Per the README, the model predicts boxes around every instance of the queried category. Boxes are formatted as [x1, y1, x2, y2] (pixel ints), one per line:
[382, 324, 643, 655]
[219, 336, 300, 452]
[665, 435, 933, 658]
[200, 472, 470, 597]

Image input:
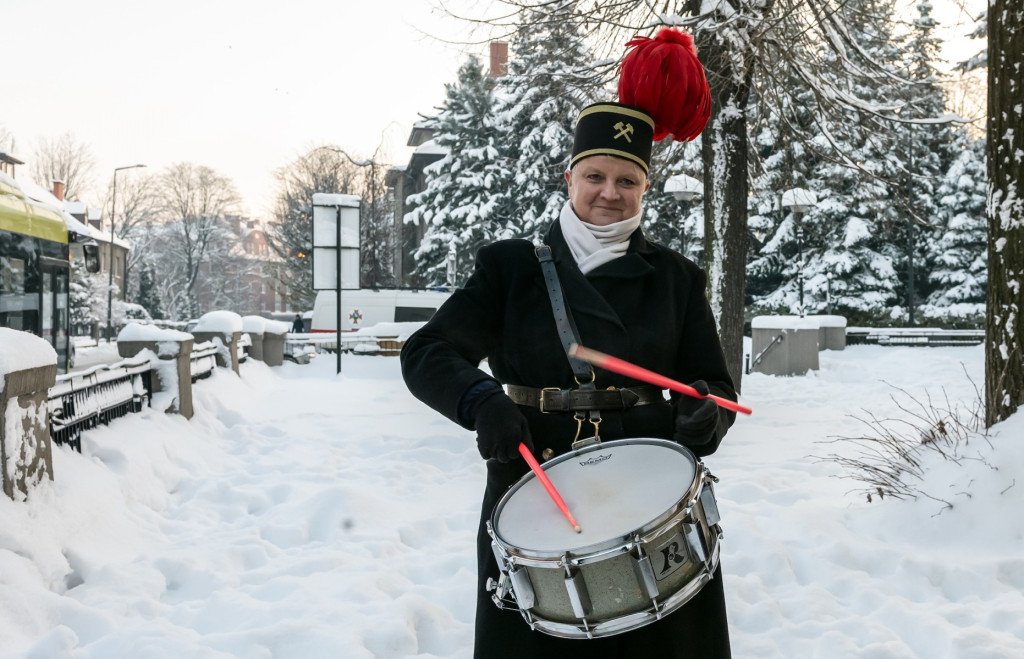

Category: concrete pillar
[118, 337, 195, 419]
[0, 329, 58, 500]
[190, 311, 244, 375]
[0, 365, 57, 500]
[750, 316, 820, 376]
[242, 316, 267, 362]
[811, 315, 848, 351]
[263, 329, 287, 367]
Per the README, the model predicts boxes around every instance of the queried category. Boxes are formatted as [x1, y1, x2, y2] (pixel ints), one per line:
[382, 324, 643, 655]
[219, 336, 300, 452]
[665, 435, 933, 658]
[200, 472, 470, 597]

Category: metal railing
[845, 328, 984, 347]
[191, 342, 218, 381]
[747, 333, 785, 374]
[48, 357, 152, 451]
[285, 333, 404, 357]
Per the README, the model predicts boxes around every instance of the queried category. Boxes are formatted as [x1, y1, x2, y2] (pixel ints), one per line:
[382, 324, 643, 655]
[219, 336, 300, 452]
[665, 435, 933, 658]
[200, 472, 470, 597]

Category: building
[193, 215, 284, 317]
[384, 42, 508, 287]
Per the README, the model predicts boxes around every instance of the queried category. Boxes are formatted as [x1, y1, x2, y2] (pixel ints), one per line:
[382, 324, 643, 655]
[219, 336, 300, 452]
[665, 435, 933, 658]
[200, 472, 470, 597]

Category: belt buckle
[539, 387, 562, 414]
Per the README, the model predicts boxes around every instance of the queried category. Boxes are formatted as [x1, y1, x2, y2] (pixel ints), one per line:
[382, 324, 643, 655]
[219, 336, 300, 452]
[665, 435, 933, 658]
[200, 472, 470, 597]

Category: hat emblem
[613, 121, 634, 143]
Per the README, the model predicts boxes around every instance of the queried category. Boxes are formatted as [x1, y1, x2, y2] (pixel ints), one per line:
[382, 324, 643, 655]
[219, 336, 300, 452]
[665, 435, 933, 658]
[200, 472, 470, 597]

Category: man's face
[565, 155, 650, 226]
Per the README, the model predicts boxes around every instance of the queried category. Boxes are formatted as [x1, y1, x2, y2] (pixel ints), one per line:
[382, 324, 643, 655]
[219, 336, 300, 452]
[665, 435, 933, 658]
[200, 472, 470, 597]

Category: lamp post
[446, 241, 457, 288]
[663, 173, 702, 263]
[105, 163, 146, 342]
[781, 187, 818, 317]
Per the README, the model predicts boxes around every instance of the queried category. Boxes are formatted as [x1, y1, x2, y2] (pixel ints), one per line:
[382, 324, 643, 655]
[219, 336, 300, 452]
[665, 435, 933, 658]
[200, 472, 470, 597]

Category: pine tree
[643, 139, 705, 264]
[494, 0, 600, 241]
[406, 56, 508, 286]
[69, 260, 101, 334]
[136, 261, 166, 320]
[890, 0, 955, 324]
[746, 0, 925, 320]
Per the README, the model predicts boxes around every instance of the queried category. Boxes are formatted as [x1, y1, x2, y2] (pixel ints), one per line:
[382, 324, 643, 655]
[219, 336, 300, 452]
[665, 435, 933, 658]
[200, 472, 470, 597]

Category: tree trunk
[985, 0, 1024, 427]
[694, 31, 755, 393]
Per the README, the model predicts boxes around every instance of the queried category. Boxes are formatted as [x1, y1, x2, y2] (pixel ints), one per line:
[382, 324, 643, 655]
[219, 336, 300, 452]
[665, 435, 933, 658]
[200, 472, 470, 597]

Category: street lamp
[105, 163, 146, 342]
[781, 187, 818, 317]
[446, 241, 457, 288]
[663, 173, 702, 262]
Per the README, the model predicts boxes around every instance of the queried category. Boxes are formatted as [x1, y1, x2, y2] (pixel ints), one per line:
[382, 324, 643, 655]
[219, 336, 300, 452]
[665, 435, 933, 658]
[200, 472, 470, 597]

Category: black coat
[401, 222, 735, 658]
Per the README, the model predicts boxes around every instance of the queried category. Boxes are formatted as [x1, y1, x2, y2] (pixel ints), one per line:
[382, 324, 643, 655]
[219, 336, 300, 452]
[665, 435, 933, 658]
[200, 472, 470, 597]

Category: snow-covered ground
[1, 343, 1022, 658]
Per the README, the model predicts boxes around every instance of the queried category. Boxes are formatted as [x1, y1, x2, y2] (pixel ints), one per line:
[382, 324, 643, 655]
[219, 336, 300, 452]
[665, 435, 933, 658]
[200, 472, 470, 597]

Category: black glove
[472, 392, 534, 463]
[673, 380, 719, 447]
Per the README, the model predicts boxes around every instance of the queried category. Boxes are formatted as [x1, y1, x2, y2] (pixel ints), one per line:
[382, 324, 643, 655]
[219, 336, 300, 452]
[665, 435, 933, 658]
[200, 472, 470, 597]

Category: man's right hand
[473, 393, 534, 463]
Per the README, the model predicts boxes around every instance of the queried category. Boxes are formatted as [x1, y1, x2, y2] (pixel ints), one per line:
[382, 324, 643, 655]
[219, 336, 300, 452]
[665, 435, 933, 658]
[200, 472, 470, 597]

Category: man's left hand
[673, 380, 719, 447]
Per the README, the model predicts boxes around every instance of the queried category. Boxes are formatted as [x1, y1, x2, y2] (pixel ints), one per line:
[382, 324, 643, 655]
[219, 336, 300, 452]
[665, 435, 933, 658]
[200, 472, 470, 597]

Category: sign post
[312, 193, 361, 374]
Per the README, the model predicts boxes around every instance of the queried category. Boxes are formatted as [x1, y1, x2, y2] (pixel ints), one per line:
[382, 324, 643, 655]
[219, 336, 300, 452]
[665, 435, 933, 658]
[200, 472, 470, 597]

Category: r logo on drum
[654, 532, 689, 580]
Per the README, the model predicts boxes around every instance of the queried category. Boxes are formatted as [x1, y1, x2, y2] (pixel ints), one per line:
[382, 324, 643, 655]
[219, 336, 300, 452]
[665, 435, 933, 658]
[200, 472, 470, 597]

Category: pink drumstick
[518, 443, 582, 534]
[568, 343, 753, 416]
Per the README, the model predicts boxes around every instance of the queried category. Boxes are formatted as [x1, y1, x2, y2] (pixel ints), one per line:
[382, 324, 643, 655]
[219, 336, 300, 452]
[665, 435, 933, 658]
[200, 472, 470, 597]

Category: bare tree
[30, 131, 96, 201]
[0, 124, 15, 153]
[267, 145, 365, 310]
[985, 0, 1024, 426]
[103, 172, 161, 299]
[152, 162, 241, 318]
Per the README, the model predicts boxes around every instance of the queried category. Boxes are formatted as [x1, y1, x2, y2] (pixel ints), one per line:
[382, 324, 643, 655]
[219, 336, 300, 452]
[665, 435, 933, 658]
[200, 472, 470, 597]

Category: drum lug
[700, 482, 722, 527]
[563, 567, 593, 620]
[509, 567, 536, 611]
[632, 550, 662, 600]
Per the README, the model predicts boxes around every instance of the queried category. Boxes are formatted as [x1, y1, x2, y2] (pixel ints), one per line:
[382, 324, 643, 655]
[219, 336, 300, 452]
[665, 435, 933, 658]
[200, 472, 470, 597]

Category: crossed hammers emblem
[613, 121, 634, 142]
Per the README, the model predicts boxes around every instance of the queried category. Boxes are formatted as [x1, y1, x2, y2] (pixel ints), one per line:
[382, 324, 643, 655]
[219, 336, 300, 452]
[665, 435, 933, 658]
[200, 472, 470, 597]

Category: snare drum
[486, 438, 722, 639]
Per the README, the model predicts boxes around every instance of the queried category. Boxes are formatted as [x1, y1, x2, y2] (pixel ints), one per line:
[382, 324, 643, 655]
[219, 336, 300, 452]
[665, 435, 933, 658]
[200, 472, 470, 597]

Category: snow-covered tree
[69, 260, 105, 335]
[407, 56, 509, 286]
[135, 261, 165, 321]
[494, 0, 601, 241]
[643, 138, 705, 264]
[150, 162, 240, 319]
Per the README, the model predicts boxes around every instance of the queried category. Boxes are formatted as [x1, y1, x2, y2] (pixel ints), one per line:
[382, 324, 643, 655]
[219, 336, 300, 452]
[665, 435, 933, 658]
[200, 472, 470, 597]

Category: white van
[310, 288, 453, 333]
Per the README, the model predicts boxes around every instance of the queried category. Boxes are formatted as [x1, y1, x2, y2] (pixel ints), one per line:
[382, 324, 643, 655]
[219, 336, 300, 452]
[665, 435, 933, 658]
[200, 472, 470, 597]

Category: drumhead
[494, 439, 697, 554]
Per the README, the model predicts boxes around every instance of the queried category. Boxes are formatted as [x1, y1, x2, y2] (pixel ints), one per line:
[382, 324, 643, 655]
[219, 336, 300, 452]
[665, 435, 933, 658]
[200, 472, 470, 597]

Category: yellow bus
[1, 173, 81, 372]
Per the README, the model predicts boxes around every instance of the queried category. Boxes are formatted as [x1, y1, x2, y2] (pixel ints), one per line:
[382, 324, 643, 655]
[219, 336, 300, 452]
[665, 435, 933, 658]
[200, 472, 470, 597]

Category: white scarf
[559, 201, 642, 275]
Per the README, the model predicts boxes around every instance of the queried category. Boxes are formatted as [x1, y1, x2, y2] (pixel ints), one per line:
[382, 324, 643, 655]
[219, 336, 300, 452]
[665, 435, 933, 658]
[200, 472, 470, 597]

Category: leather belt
[506, 384, 665, 413]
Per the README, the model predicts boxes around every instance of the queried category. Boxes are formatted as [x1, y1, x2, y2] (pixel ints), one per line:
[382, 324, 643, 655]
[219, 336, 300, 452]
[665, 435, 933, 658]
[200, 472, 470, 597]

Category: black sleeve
[400, 244, 508, 429]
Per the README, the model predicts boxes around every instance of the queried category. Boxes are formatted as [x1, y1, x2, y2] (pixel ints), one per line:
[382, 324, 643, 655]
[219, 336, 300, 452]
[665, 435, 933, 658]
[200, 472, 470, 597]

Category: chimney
[489, 41, 508, 78]
[52, 179, 65, 201]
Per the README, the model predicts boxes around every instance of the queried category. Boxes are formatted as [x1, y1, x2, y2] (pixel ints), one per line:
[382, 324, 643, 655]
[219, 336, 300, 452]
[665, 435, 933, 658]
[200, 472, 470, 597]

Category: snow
[781, 187, 818, 211]
[751, 315, 820, 329]
[117, 323, 192, 343]
[1, 344, 1022, 657]
[0, 328, 57, 383]
[311, 193, 360, 208]
[239, 316, 288, 336]
[191, 311, 244, 336]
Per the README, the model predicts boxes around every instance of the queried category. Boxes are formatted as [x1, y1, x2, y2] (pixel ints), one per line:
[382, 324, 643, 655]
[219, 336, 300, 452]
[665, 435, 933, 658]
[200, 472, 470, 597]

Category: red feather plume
[617, 27, 711, 142]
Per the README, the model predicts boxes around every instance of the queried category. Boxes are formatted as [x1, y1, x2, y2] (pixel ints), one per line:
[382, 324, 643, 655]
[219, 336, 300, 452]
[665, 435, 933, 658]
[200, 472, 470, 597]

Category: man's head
[565, 154, 649, 226]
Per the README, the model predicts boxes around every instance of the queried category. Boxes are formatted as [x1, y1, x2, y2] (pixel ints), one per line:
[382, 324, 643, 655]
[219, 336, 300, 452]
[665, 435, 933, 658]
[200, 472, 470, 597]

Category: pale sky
[2, 0, 985, 219]
[1, 0, 486, 216]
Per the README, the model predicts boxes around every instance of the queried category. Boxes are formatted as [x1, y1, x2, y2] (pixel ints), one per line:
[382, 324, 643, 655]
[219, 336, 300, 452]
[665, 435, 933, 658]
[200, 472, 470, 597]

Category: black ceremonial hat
[570, 102, 655, 174]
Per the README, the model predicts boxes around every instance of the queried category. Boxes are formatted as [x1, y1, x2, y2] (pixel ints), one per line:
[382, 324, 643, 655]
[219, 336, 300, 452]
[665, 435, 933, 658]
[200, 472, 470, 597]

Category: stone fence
[1, 311, 291, 501]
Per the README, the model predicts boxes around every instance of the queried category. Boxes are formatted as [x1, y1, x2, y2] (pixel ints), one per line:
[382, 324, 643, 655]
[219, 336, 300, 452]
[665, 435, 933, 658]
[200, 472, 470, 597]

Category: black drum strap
[536, 245, 594, 384]
[536, 245, 601, 443]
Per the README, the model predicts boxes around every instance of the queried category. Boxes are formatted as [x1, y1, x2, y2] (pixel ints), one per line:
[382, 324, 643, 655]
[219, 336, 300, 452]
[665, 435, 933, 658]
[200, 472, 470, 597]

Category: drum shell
[488, 438, 722, 638]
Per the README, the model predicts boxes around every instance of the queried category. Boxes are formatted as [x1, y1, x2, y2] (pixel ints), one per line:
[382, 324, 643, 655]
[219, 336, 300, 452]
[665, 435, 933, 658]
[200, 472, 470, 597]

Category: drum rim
[491, 437, 702, 560]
